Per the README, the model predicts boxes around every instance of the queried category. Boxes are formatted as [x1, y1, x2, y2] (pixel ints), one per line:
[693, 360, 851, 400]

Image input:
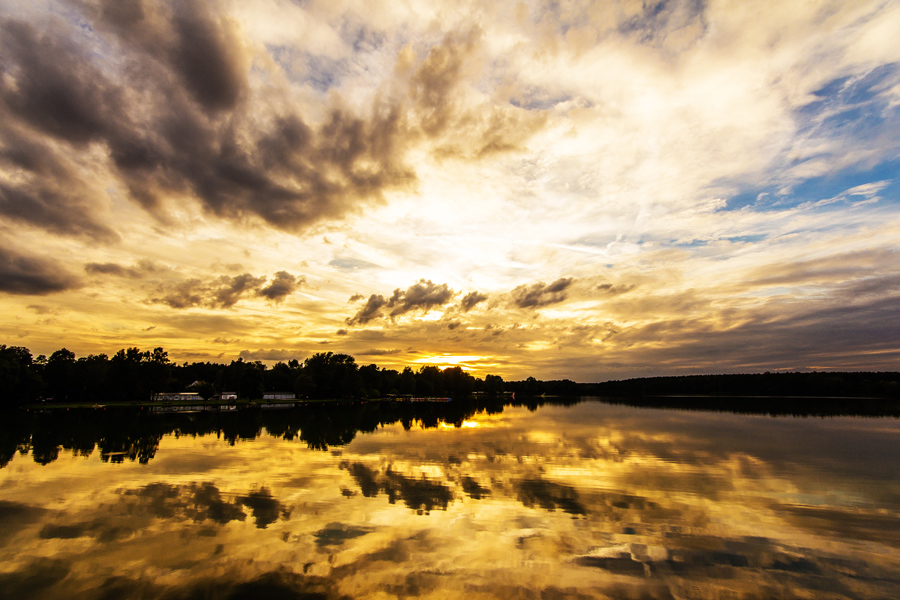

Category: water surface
[2, 400, 899, 599]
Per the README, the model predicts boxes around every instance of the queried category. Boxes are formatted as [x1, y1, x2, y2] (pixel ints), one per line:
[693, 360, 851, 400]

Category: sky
[1, 0, 899, 381]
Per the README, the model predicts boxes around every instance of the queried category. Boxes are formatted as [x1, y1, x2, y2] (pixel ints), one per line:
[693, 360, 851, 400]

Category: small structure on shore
[151, 392, 202, 403]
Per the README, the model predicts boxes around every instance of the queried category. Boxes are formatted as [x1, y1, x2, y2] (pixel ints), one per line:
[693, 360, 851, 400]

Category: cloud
[0, 20, 122, 241]
[214, 273, 267, 308]
[401, 28, 548, 157]
[122, 481, 287, 529]
[151, 278, 206, 309]
[85, 262, 140, 278]
[0, 557, 70, 599]
[597, 283, 635, 296]
[459, 291, 488, 312]
[0, 1, 417, 238]
[346, 280, 455, 325]
[340, 462, 454, 513]
[238, 349, 305, 361]
[238, 487, 288, 529]
[387, 279, 454, 317]
[357, 348, 402, 356]
[84, 260, 163, 279]
[257, 271, 301, 302]
[329, 258, 381, 271]
[149, 271, 300, 309]
[510, 278, 574, 309]
[346, 294, 388, 326]
[0, 245, 80, 295]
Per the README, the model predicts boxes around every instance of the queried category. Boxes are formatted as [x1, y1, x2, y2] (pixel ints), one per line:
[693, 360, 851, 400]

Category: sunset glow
[1, 0, 898, 380]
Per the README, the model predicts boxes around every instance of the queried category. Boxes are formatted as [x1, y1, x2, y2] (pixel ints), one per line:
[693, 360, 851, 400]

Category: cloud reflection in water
[1, 401, 899, 599]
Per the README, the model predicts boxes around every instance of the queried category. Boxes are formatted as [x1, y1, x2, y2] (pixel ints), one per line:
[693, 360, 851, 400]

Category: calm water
[2, 399, 900, 599]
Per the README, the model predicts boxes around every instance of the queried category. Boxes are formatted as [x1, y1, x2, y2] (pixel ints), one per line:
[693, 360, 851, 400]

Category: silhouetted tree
[108, 347, 151, 402]
[416, 366, 443, 396]
[442, 366, 475, 396]
[484, 374, 504, 394]
[45, 348, 77, 402]
[303, 352, 360, 398]
[265, 361, 296, 393]
[0, 345, 40, 408]
[72, 354, 110, 403]
[224, 359, 265, 400]
[399, 367, 416, 395]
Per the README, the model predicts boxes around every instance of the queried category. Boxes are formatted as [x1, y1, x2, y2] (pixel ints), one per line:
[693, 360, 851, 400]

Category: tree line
[0, 344, 507, 407]
[1, 393, 582, 469]
[590, 372, 900, 400]
[4, 342, 899, 409]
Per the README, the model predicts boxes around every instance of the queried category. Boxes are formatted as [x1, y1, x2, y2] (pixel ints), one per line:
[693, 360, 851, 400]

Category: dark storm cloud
[346, 280, 454, 325]
[511, 277, 574, 308]
[150, 271, 300, 309]
[0, 19, 124, 241]
[168, 1, 248, 112]
[0, 1, 415, 238]
[460, 290, 488, 311]
[0, 3, 551, 241]
[0, 19, 124, 146]
[0, 245, 80, 295]
[0, 126, 120, 241]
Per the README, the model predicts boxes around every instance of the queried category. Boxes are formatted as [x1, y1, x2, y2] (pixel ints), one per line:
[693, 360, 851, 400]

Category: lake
[2, 398, 899, 599]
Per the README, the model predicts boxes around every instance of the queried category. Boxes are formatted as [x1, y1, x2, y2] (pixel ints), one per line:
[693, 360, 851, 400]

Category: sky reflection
[2, 401, 900, 599]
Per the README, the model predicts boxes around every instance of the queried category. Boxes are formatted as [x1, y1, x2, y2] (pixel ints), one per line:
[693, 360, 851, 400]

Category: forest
[0, 344, 505, 407]
[2, 343, 899, 409]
